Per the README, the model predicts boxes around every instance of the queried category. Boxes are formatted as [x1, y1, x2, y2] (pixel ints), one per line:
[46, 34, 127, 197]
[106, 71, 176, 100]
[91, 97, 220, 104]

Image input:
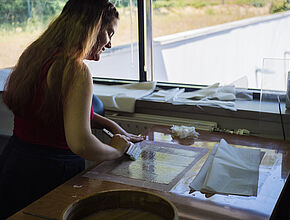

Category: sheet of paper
[189, 144, 219, 191]
[83, 140, 208, 191]
[190, 139, 261, 196]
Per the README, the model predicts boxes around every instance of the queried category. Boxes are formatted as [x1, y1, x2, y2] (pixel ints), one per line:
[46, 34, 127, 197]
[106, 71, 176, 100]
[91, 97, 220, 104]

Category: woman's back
[13, 53, 69, 148]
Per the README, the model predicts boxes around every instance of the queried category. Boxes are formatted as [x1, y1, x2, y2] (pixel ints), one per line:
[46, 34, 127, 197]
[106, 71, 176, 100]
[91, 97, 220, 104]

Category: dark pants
[0, 136, 85, 219]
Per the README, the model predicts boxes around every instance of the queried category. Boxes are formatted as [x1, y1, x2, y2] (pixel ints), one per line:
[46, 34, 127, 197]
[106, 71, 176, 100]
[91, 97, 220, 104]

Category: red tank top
[13, 56, 94, 149]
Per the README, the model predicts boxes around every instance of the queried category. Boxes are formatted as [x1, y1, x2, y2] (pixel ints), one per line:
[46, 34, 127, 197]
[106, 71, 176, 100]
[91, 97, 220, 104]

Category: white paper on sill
[189, 139, 260, 196]
[143, 88, 185, 102]
[177, 83, 236, 101]
[171, 98, 237, 111]
[93, 81, 156, 113]
[142, 83, 237, 111]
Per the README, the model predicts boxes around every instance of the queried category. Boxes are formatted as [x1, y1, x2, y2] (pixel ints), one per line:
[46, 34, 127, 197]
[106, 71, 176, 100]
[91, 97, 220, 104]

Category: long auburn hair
[3, 0, 119, 126]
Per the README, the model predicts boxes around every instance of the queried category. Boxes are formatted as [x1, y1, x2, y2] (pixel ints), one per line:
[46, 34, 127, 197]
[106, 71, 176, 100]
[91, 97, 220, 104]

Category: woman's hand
[122, 132, 145, 143]
[91, 113, 145, 143]
[110, 126, 144, 143]
[109, 134, 130, 156]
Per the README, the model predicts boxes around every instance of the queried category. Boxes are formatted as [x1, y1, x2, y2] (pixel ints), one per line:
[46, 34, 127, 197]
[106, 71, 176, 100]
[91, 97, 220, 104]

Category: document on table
[83, 140, 208, 192]
[189, 139, 261, 196]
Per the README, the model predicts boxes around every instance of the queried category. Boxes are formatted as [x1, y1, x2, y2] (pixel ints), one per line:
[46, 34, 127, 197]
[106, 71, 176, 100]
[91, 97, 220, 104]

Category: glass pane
[258, 58, 290, 91]
[0, 0, 139, 80]
[84, 0, 139, 80]
[152, 0, 290, 91]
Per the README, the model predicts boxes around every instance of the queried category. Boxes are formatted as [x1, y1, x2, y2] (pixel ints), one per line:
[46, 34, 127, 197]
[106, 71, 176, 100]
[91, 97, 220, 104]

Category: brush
[102, 128, 142, 161]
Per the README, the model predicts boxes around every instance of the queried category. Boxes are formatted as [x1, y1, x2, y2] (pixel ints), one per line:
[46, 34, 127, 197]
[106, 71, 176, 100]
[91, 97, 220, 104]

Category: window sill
[89, 79, 289, 140]
[134, 99, 286, 121]
[107, 98, 289, 141]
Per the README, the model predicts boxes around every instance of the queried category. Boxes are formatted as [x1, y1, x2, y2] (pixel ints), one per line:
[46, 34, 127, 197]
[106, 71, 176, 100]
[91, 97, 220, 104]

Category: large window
[151, 0, 290, 91]
[1, 0, 290, 91]
[0, 0, 139, 80]
[0, 0, 66, 69]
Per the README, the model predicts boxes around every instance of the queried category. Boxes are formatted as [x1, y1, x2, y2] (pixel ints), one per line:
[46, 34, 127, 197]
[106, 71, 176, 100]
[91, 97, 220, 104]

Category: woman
[0, 0, 143, 218]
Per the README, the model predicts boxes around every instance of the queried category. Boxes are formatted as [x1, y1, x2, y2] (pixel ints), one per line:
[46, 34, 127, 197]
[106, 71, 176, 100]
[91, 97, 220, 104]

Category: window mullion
[138, 0, 153, 82]
[145, 0, 153, 81]
[137, 0, 146, 81]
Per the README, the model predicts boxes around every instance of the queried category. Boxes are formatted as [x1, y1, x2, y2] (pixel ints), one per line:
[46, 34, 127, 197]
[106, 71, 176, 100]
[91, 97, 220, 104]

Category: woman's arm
[63, 63, 130, 161]
[91, 112, 144, 143]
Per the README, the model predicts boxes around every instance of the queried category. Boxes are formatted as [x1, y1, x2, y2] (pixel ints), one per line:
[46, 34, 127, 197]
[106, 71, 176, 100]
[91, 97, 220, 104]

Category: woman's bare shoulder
[81, 63, 92, 79]
[63, 60, 93, 105]
[65, 59, 92, 85]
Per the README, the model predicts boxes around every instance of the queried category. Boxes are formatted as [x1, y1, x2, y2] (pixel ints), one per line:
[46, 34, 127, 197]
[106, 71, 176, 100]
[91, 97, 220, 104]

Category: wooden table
[8, 126, 290, 220]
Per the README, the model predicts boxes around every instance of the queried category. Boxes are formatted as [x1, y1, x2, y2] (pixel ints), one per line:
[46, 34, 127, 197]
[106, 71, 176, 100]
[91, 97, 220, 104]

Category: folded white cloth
[93, 81, 156, 113]
[143, 83, 237, 111]
[189, 139, 261, 196]
[171, 98, 236, 111]
[178, 83, 236, 101]
[145, 88, 185, 102]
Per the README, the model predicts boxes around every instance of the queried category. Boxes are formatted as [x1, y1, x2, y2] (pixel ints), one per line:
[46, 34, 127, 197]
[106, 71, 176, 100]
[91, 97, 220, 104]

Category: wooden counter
[8, 126, 290, 220]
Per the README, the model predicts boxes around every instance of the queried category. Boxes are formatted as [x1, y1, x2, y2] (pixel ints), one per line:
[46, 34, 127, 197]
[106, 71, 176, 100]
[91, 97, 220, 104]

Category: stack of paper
[189, 139, 261, 196]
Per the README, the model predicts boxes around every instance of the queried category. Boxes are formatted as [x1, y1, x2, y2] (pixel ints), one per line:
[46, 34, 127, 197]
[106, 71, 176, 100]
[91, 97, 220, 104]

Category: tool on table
[102, 128, 142, 160]
[23, 211, 58, 220]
